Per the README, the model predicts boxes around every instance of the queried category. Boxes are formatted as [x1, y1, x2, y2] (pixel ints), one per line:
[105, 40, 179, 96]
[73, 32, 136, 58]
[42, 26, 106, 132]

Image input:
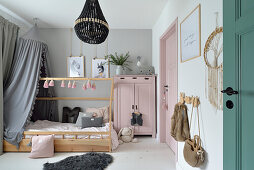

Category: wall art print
[180, 4, 201, 63]
[91, 58, 109, 78]
[67, 56, 85, 77]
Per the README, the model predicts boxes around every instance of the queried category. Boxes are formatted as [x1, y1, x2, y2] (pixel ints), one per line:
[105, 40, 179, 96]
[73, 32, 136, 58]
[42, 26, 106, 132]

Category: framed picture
[67, 56, 85, 77]
[180, 4, 201, 63]
[91, 58, 109, 78]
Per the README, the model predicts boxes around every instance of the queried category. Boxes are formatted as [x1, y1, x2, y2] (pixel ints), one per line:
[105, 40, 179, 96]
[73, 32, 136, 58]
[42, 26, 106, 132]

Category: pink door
[134, 83, 153, 135]
[165, 32, 178, 153]
[160, 19, 178, 155]
[116, 83, 135, 132]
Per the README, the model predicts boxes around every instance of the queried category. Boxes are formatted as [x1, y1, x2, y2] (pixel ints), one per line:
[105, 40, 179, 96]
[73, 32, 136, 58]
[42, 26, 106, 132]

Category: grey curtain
[0, 16, 19, 154]
[0, 51, 3, 154]
[4, 38, 44, 147]
[31, 48, 59, 122]
[0, 16, 19, 85]
[4, 26, 58, 147]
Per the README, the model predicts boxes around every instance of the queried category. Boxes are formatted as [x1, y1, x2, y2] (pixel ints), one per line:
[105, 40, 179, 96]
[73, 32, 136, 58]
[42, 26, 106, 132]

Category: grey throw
[0, 16, 19, 154]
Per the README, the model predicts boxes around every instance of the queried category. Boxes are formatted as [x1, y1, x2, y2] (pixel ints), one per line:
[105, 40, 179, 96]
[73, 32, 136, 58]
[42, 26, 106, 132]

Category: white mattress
[24, 120, 119, 150]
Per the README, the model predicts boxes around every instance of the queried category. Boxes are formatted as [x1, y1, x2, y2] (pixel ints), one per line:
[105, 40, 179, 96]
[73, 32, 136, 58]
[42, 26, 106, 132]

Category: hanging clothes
[131, 112, 143, 126]
[171, 103, 190, 141]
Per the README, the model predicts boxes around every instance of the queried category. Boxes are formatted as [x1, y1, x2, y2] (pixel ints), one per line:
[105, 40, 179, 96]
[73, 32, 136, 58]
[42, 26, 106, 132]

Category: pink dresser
[114, 75, 157, 137]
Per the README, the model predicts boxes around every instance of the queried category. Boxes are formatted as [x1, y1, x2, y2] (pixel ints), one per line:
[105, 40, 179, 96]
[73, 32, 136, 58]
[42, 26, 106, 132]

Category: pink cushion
[29, 135, 54, 158]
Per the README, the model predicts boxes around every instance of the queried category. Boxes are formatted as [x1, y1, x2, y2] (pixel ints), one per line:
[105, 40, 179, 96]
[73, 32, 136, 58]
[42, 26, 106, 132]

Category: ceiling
[0, 0, 168, 29]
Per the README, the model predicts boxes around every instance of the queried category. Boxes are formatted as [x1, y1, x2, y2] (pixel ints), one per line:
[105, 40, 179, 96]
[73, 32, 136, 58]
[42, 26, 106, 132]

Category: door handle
[221, 87, 238, 96]
[132, 105, 134, 110]
[164, 85, 168, 92]
[136, 105, 138, 110]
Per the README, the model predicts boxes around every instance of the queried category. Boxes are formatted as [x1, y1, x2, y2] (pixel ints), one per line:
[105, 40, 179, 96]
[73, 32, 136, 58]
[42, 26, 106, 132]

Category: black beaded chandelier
[74, 0, 109, 44]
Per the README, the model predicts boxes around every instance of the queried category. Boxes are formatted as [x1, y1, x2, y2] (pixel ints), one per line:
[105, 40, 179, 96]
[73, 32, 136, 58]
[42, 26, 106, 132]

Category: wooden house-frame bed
[4, 77, 114, 152]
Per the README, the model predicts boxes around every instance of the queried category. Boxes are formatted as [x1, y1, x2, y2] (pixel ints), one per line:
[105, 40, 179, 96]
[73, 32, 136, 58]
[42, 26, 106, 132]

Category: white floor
[0, 137, 176, 170]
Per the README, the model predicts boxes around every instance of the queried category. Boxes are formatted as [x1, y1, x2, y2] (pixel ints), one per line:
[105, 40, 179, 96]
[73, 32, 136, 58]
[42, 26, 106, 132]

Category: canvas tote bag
[183, 98, 205, 167]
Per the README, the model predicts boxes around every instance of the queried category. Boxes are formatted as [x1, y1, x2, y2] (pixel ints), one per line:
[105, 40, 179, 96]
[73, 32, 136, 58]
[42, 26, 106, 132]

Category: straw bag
[183, 98, 205, 167]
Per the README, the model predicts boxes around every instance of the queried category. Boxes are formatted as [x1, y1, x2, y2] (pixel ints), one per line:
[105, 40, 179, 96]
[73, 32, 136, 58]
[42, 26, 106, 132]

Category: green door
[224, 0, 254, 170]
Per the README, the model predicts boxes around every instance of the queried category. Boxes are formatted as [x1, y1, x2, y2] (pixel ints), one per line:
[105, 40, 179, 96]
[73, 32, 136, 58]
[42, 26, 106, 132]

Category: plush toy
[118, 127, 138, 144]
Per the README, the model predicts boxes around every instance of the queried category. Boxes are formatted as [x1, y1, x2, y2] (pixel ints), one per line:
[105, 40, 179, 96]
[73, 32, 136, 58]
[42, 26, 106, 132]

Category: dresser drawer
[114, 76, 154, 84]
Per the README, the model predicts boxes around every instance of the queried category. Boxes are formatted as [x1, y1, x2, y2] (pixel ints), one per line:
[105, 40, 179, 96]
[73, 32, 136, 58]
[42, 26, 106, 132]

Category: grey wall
[38, 28, 152, 121]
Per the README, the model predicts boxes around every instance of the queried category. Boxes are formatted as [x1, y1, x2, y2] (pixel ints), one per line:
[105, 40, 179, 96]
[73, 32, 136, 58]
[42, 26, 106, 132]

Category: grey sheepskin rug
[43, 152, 113, 170]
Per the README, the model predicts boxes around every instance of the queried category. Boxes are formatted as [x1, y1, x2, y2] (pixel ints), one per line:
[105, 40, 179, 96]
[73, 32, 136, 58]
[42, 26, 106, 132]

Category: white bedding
[25, 120, 119, 150]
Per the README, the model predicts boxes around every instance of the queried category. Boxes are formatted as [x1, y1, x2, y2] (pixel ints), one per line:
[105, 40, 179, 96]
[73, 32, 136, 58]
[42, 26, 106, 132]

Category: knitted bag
[170, 103, 190, 141]
[183, 98, 205, 167]
[184, 136, 205, 167]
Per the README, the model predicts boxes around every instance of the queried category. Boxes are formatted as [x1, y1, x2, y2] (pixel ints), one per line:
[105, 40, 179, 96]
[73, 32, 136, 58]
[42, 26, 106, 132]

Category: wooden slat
[54, 138, 110, 146]
[4, 140, 31, 152]
[40, 77, 113, 81]
[36, 97, 111, 101]
[4, 139, 110, 152]
[23, 131, 109, 135]
[54, 142, 109, 152]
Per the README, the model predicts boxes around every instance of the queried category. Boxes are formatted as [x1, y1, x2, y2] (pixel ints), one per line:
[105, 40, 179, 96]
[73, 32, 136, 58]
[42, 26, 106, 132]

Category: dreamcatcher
[204, 17, 223, 110]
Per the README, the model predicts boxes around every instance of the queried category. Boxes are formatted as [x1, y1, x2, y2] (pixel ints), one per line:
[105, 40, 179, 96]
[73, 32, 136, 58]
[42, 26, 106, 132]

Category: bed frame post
[108, 78, 114, 152]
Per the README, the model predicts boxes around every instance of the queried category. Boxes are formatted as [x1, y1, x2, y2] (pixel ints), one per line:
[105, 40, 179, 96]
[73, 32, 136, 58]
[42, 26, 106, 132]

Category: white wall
[152, 0, 223, 170]
[38, 28, 152, 121]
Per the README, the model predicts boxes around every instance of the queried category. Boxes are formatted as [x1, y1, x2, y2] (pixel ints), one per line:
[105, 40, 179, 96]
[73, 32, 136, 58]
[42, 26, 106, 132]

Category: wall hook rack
[179, 92, 200, 107]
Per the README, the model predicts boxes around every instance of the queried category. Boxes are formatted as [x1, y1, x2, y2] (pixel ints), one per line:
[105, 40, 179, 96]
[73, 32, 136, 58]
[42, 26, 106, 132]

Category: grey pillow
[75, 112, 94, 127]
[81, 117, 103, 128]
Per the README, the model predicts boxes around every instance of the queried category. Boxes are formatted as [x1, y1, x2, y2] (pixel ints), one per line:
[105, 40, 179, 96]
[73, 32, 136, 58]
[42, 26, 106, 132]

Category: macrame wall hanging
[74, 0, 109, 44]
[204, 13, 223, 110]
